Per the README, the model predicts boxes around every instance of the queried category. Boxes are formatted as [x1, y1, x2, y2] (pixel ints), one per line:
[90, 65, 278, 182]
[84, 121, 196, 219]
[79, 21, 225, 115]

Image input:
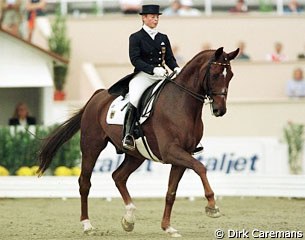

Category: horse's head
[203, 47, 239, 117]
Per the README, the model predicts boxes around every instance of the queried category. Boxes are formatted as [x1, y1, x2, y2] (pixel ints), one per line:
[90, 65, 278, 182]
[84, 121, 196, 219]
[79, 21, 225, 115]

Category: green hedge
[0, 125, 81, 175]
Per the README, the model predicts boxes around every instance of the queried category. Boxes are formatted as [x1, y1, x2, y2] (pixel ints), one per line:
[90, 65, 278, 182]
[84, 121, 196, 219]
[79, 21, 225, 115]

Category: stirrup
[122, 134, 136, 151]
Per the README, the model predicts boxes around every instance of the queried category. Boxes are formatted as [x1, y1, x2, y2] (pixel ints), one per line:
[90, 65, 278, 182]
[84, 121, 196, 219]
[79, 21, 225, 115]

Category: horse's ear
[214, 47, 224, 60]
[228, 48, 240, 60]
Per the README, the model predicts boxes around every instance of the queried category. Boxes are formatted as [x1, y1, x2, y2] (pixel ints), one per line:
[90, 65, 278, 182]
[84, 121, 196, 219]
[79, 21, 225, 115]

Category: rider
[122, 4, 181, 151]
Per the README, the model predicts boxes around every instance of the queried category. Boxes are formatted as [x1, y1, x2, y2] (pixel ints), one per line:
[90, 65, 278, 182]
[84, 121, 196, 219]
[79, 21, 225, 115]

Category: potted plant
[48, 6, 71, 101]
[283, 122, 304, 174]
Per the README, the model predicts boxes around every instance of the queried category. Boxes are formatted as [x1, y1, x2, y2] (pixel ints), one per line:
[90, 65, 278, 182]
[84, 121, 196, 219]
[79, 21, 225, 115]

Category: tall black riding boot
[122, 103, 137, 151]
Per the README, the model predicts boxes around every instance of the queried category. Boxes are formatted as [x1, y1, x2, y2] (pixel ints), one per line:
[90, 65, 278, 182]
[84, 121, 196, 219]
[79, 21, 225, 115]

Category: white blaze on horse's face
[222, 67, 227, 79]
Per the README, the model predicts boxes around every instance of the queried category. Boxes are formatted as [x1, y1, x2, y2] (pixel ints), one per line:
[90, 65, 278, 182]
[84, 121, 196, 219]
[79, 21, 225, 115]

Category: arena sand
[0, 197, 304, 240]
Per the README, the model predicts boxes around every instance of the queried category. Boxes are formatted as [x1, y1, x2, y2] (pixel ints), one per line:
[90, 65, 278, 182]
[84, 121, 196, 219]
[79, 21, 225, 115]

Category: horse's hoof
[165, 226, 182, 238]
[205, 205, 221, 218]
[121, 216, 135, 232]
[83, 227, 98, 236]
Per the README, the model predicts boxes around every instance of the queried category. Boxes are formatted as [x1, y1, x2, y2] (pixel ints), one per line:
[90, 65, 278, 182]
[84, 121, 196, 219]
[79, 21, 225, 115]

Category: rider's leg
[122, 103, 137, 150]
[122, 72, 157, 150]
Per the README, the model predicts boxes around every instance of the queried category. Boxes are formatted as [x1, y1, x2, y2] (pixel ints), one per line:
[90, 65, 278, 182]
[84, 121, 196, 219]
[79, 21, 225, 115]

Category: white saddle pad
[106, 80, 165, 125]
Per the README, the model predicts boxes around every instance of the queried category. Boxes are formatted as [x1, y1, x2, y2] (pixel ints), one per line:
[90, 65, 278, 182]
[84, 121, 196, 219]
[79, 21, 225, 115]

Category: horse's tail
[37, 108, 84, 176]
[37, 89, 104, 176]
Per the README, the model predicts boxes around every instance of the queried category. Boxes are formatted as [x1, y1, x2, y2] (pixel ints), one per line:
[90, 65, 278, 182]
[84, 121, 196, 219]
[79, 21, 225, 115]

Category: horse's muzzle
[213, 108, 226, 117]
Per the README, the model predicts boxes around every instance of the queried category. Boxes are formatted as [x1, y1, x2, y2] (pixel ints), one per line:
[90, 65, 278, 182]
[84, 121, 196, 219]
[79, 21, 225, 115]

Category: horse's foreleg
[112, 155, 145, 232]
[164, 146, 220, 218]
[192, 160, 220, 217]
[162, 165, 185, 238]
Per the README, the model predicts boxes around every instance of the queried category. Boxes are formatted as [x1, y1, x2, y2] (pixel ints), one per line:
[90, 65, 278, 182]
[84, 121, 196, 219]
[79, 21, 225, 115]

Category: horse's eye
[212, 74, 219, 80]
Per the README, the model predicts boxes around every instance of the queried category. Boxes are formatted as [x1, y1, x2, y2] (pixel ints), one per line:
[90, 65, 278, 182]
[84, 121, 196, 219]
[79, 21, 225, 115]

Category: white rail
[1, 174, 305, 198]
[46, 0, 295, 16]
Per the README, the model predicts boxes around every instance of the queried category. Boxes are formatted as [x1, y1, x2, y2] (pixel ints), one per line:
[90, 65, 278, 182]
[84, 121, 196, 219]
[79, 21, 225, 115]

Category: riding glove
[153, 67, 167, 77]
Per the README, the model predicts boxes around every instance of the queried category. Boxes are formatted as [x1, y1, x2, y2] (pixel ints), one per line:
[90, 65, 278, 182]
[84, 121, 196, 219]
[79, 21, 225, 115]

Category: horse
[37, 47, 239, 237]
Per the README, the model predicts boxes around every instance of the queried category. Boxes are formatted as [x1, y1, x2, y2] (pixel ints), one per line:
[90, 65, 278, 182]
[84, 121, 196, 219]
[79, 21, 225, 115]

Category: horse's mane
[179, 49, 215, 75]
[183, 49, 215, 71]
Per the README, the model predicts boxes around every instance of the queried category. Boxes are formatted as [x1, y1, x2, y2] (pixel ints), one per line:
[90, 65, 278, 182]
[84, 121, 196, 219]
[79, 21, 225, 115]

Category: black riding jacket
[129, 28, 179, 75]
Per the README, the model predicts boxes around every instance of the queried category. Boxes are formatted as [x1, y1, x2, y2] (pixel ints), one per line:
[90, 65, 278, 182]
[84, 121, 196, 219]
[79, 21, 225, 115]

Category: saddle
[107, 75, 169, 161]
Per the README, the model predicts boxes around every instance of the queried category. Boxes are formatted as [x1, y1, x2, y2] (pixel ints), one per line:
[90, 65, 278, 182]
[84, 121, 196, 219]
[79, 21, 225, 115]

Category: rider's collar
[143, 24, 158, 40]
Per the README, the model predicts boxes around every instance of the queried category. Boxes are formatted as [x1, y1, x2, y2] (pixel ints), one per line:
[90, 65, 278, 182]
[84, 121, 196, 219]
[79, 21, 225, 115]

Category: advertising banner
[93, 137, 289, 176]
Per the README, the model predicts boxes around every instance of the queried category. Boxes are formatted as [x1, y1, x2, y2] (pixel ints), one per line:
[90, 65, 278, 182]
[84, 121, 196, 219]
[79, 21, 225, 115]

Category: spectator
[26, 0, 46, 42]
[178, 0, 201, 16]
[163, 0, 181, 16]
[0, 0, 22, 36]
[230, 0, 248, 13]
[286, 68, 305, 98]
[172, 44, 185, 66]
[119, 0, 142, 14]
[284, 0, 303, 13]
[236, 41, 250, 60]
[266, 42, 288, 62]
[201, 42, 212, 51]
[9, 102, 36, 126]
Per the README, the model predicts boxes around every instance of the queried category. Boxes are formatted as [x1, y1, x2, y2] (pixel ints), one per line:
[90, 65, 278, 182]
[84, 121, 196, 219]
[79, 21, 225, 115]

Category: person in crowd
[286, 68, 305, 98]
[119, 0, 142, 14]
[163, 0, 181, 16]
[201, 42, 212, 51]
[0, 0, 22, 36]
[178, 0, 201, 16]
[284, 0, 303, 13]
[236, 41, 250, 60]
[229, 0, 248, 13]
[122, 4, 181, 150]
[26, 0, 46, 42]
[172, 44, 185, 66]
[8, 102, 36, 126]
[266, 42, 288, 62]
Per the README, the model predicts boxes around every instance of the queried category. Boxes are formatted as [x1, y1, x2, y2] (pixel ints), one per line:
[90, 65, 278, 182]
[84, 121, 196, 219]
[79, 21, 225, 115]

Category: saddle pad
[106, 95, 129, 125]
[106, 79, 165, 125]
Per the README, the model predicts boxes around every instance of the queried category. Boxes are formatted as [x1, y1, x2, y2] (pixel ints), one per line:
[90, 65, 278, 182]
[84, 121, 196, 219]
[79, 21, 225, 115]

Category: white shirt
[286, 79, 305, 97]
[143, 24, 158, 40]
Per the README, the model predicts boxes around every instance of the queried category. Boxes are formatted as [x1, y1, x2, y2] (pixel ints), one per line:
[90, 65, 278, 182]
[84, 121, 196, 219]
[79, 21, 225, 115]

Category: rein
[167, 78, 207, 103]
[167, 60, 230, 104]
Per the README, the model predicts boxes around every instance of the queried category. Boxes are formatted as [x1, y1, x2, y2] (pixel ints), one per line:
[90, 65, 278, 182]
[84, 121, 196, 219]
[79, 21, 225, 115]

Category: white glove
[153, 67, 166, 77]
[174, 67, 182, 75]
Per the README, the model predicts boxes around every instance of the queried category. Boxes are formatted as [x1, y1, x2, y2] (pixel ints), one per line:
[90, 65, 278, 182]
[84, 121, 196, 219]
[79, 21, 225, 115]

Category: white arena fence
[1, 137, 305, 198]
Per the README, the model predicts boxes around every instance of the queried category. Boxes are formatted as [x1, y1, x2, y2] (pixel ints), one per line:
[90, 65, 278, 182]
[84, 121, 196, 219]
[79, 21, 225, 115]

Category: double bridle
[168, 60, 230, 104]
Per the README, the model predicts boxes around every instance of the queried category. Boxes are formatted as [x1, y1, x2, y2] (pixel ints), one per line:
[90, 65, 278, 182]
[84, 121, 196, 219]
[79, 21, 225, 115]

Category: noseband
[168, 60, 230, 104]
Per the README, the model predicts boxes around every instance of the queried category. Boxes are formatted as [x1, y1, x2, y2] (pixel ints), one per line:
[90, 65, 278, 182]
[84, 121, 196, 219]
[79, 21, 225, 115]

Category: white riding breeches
[129, 71, 165, 108]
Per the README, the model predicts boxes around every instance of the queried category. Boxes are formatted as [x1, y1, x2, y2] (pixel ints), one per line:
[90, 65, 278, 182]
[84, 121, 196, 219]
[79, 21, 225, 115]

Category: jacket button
[158, 64, 161, 66]
[158, 58, 161, 60]
[159, 52, 161, 54]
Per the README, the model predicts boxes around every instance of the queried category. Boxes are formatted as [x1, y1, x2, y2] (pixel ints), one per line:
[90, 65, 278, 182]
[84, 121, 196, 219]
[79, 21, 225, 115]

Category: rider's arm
[163, 35, 179, 71]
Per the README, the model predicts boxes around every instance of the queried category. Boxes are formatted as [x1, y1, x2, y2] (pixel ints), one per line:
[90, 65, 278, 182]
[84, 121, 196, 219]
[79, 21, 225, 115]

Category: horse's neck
[164, 70, 204, 120]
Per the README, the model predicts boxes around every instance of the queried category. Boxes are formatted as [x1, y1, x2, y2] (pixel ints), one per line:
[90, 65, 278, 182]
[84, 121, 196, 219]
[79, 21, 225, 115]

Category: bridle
[168, 59, 231, 104]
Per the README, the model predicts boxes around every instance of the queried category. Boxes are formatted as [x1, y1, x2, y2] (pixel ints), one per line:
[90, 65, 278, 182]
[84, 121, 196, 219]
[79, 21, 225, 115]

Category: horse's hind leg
[161, 165, 185, 237]
[79, 138, 107, 234]
[112, 154, 145, 232]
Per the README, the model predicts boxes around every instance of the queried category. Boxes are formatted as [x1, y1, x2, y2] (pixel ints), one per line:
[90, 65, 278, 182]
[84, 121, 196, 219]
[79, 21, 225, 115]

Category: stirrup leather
[122, 134, 135, 151]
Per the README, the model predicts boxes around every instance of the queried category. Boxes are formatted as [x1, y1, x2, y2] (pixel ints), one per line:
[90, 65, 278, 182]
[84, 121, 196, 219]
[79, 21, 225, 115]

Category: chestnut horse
[38, 47, 239, 237]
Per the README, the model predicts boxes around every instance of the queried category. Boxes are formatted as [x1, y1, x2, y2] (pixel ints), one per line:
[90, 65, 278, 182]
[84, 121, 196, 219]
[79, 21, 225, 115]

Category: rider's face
[142, 14, 159, 29]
